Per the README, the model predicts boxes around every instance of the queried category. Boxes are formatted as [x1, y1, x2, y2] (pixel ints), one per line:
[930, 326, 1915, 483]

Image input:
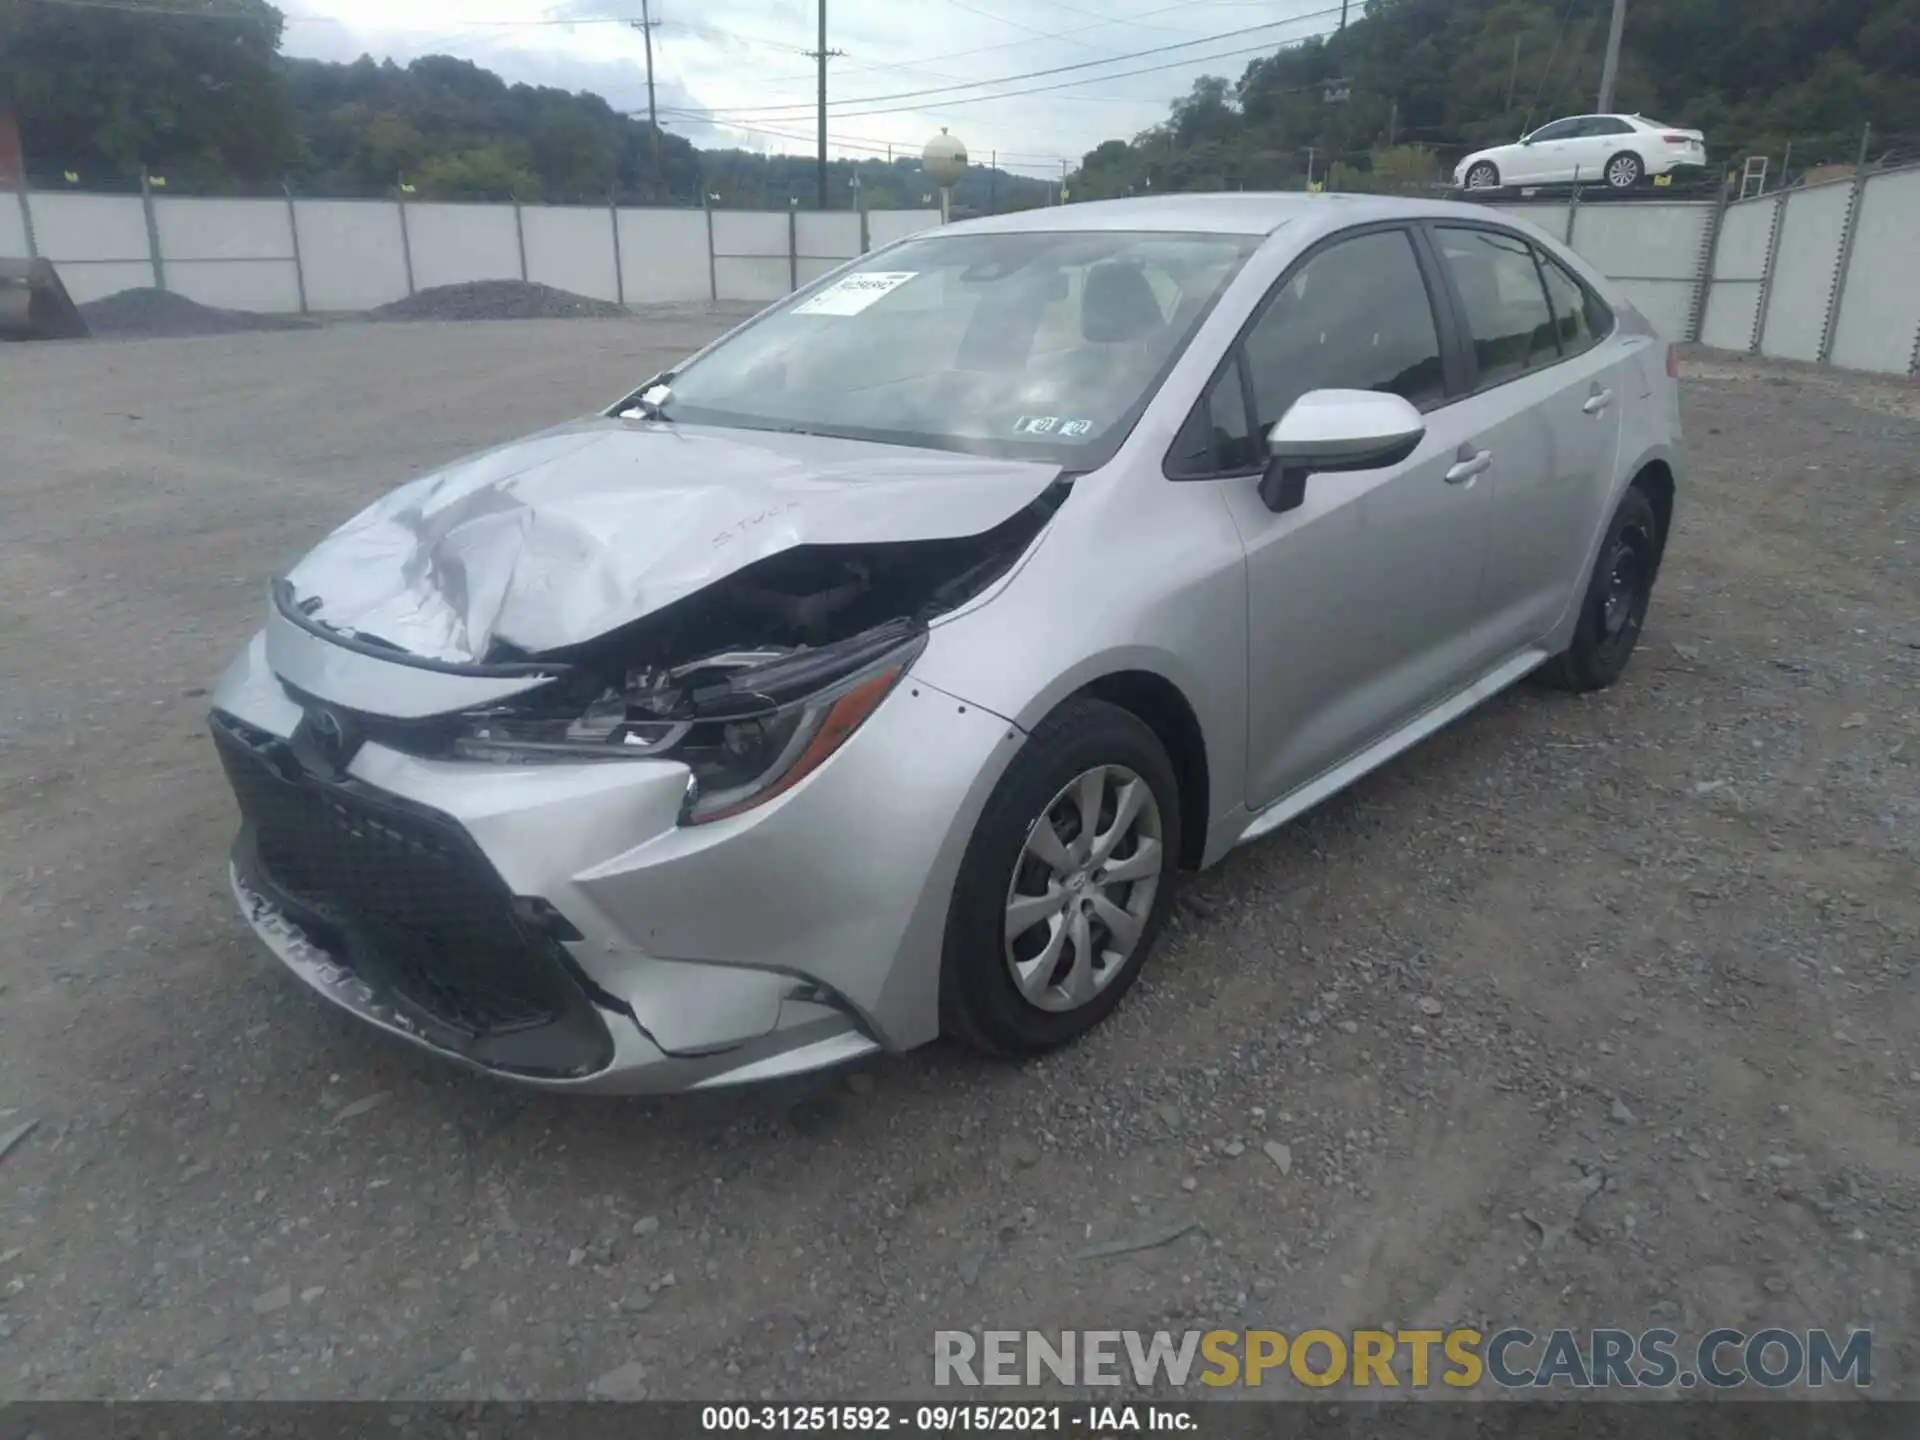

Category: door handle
[1445, 449, 1492, 485]
[1584, 388, 1614, 415]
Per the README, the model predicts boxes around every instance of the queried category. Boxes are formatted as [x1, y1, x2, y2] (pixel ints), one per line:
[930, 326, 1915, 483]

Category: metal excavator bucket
[0, 256, 89, 340]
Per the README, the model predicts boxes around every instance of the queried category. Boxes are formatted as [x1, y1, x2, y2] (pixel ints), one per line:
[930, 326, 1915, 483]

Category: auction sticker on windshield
[792, 271, 918, 316]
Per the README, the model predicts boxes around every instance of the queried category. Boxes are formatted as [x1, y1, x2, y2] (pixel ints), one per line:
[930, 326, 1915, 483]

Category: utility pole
[1596, 0, 1627, 114]
[1388, 99, 1398, 147]
[629, 0, 661, 171]
[1305, 145, 1317, 188]
[989, 150, 997, 214]
[1339, 0, 1349, 29]
[805, 0, 844, 210]
[1505, 35, 1521, 115]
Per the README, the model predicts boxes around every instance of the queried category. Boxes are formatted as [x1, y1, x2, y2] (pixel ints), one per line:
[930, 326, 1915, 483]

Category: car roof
[933, 192, 1522, 239]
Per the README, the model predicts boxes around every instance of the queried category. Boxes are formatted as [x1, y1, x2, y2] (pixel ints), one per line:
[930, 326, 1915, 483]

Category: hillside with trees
[1070, 0, 1920, 197]
[2, 0, 1912, 206]
[0, 0, 1052, 209]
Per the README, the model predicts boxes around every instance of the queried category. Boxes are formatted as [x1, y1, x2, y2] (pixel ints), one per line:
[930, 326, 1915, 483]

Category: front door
[1220, 227, 1501, 812]
[1517, 117, 1584, 183]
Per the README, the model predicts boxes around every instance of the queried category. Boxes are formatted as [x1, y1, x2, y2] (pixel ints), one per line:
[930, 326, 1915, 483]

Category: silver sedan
[210, 193, 1683, 1092]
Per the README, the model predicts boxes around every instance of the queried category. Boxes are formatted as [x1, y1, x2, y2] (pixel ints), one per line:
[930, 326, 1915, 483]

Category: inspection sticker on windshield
[792, 271, 918, 316]
[1014, 415, 1094, 437]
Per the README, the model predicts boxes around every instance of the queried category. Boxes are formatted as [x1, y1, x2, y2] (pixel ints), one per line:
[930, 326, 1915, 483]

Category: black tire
[1541, 485, 1663, 692]
[940, 697, 1182, 1057]
[1465, 161, 1501, 191]
[1604, 151, 1643, 189]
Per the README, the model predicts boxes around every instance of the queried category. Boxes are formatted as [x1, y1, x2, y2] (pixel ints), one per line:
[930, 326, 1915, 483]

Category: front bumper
[209, 627, 1022, 1094]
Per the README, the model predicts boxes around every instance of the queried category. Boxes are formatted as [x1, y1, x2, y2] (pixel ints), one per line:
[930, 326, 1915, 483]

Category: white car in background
[1455, 115, 1708, 193]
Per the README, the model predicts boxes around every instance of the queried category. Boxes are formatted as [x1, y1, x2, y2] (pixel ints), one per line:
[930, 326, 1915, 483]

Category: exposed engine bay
[312, 479, 1069, 819]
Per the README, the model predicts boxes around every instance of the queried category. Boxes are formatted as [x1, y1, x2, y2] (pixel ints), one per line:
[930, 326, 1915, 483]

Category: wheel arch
[1631, 458, 1676, 564]
[1076, 670, 1212, 871]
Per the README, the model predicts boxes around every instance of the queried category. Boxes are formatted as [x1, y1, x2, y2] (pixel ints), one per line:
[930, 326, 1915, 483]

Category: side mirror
[1258, 390, 1426, 514]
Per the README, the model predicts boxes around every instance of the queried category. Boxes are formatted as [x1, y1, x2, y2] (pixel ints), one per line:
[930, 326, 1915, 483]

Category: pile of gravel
[371, 280, 627, 322]
[78, 288, 315, 339]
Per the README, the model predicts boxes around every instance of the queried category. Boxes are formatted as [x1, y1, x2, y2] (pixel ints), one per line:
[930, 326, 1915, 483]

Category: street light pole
[1596, 0, 1627, 113]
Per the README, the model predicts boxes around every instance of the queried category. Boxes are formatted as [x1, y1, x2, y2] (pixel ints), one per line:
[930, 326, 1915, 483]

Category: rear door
[1426, 223, 1629, 652]
[1573, 117, 1637, 182]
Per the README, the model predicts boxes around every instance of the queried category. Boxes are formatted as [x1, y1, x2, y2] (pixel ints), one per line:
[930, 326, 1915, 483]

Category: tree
[1067, 0, 1920, 199]
[0, 0, 300, 187]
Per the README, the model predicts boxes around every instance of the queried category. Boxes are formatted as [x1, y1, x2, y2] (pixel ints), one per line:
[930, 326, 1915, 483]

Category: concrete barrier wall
[24, 192, 155, 301]
[14, 175, 1915, 373]
[867, 209, 940, 249]
[1826, 168, 1920, 376]
[522, 205, 620, 304]
[293, 200, 411, 311]
[10, 186, 932, 315]
[155, 196, 302, 312]
[711, 210, 792, 301]
[1567, 203, 1709, 341]
[1758, 180, 1853, 363]
[1698, 195, 1777, 353]
[795, 211, 862, 284]
[405, 201, 522, 290]
[616, 207, 710, 302]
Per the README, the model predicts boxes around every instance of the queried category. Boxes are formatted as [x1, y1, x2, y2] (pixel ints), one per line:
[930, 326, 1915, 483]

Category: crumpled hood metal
[282, 417, 1063, 664]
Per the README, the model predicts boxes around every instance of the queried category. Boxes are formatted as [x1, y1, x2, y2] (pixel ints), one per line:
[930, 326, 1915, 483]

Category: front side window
[1528, 119, 1581, 143]
[1434, 226, 1559, 388]
[656, 229, 1258, 465]
[1241, 229, 1447, 431]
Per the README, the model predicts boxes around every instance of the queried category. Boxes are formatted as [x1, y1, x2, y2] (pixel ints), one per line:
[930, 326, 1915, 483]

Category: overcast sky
[278, 0, 1348, 178]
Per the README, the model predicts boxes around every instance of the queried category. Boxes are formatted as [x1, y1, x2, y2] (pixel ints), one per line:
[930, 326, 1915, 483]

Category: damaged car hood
[282, 418, 1064, 664]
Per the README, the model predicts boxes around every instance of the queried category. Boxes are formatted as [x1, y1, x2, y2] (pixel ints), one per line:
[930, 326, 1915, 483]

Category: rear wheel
[1465, 161, 1501, 191]
[1542, 486, 1662, 692]
[1605, 151, 1644, 189]
[940, 698, 1181, 1056]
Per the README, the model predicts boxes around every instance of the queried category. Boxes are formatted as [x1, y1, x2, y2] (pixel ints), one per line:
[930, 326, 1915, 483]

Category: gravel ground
[371, 280, 628, 322]
[78, 288, 318, 339]
[0, 321, 1916, 1402]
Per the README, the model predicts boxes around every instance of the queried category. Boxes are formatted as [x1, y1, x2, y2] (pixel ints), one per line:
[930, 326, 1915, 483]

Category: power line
[806, 32, 1342, 121]
[754, 0, 1315, 86]
[695, 6, 1346, 118]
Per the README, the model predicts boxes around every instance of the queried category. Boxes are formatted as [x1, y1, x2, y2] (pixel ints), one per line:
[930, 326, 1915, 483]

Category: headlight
[451, 620, 926, 825]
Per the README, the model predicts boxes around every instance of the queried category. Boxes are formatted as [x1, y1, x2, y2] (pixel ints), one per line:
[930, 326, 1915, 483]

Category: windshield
[655, 229, 1260, 465]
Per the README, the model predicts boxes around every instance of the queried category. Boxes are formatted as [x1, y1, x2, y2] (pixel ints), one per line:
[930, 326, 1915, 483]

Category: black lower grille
[212, 711, 613, 1077]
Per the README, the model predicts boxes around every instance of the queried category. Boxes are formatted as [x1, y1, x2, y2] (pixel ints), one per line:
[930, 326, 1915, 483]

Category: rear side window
[1537, 251, 1612, 356]
[1434, 226, 1559, 389]
[1242, 228, 1447, 427]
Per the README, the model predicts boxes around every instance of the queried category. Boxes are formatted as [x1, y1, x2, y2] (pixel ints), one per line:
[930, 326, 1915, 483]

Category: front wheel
[1605, 151, 1644, 189]
[1541, 486, 1662, 692]
[940, 698, 1182, 1056]
[1465, 161, 1501, 191]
